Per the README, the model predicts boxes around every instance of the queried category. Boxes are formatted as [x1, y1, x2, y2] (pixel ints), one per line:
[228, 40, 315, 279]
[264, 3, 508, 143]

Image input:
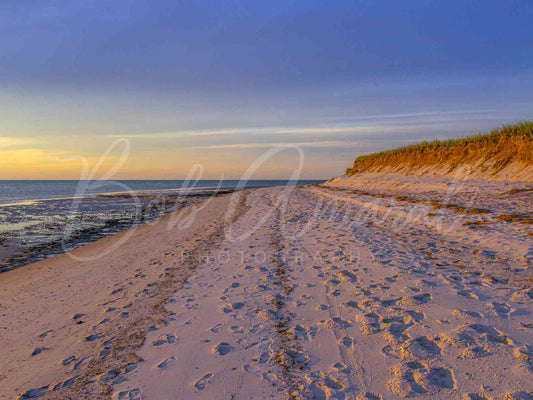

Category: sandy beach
[1, 177, 531, 399]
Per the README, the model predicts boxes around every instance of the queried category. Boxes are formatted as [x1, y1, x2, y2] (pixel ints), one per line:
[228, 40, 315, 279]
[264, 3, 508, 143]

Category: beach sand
[1, 182, 532, 399]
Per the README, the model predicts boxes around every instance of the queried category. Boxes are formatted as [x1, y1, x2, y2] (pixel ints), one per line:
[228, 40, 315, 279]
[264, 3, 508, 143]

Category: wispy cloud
[103, 106, 528, 141]
[318, 109, 500, 123]
[106, 121, 449, 140]
[0, 137, 38, 149]
[195, 141, 362, 149]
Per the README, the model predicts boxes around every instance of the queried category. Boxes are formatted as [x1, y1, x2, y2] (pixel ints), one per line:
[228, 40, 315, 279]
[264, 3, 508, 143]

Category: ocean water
[0, 180, 321, 272]
[0, 180, 319, 205]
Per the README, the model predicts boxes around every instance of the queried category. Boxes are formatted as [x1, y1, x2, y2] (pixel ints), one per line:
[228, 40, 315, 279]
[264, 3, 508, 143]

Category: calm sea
[0, 180, 320, 205]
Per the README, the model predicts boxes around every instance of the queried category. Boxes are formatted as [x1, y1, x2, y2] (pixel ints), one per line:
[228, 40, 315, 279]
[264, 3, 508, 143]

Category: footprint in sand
[294, 324, 318, 341]
[84, 334, 101, 342]
[445, 323, 513, 348]
[330, 317, 352, 328]
[230, 325, 245, 334]
[406, 310, 425, 322]
[383, 320, 412, 345]
[356, 312, 381, 335]
[115, 388, 143, 400]
[458, 346, 491, 359]
[401, 366, 456, 394]
[155, 356, 177, 370]
[388, 363, 456, 396]
[219, 302, 246, 314]
[18, 386, 49, 399]
[452, 309, 483, 319]
[463, 393, 493, 399]
[411, 293, 432, 304]
[30, 347, 49, 357]
[324, 376, 344, 390]
[490, 302, 512, 318]
[401, 336, 441, 360]
[457, 289, 489, 301]
[72, 357, 89, 371]
[332, 362, 350, 374]
[337, 270, 358, 283]
[381, 298, 400, 307]
[38, 329, 53, 338]
[62, 355, 77, 366]
[340, 336, 354, 348]
[194, 373, 213, 390]
[212, 342, 232, 355]
[152, 334, 177, 346]
[345, 301, 359, 309]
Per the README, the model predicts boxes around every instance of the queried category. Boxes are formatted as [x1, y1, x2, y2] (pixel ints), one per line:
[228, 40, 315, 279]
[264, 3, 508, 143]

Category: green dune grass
[346, 121, 533, 175]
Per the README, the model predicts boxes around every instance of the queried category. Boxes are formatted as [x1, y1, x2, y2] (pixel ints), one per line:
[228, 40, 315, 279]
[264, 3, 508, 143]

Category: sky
[1, 0, 532, 180]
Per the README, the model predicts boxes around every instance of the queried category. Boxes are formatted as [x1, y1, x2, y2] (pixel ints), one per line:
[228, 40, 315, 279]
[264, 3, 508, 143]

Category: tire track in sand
[298, 237, 368, 399]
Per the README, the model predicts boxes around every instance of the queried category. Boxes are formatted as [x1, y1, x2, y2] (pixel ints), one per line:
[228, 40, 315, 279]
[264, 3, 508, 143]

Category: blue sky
[1, 0, 532, 179]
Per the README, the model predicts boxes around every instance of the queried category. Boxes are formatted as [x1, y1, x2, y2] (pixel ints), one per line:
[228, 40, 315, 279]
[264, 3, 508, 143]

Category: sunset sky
[1, 0, 532, 179]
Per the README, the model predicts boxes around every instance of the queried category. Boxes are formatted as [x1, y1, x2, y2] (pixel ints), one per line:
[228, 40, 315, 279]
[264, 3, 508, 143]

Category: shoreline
[1, 182, 532, 399]
[0, 191, 235, 274]
[0, 182, 322, 274]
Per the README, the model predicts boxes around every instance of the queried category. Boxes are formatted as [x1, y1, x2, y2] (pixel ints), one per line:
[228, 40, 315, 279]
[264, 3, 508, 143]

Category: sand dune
[1, 182, 532, 399]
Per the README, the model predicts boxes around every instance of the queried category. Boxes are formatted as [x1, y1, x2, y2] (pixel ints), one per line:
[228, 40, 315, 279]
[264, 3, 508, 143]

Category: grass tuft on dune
[346, 121, 533, 175]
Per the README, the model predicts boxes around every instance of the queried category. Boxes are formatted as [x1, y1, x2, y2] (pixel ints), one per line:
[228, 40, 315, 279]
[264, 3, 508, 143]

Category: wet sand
[0, 241, 20, 264]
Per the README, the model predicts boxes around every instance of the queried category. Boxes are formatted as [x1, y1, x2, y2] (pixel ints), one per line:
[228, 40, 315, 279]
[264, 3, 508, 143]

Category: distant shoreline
[0, 179, 323, 206]
[0, 191, 212, 273]
[0, 180, 323, 274]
